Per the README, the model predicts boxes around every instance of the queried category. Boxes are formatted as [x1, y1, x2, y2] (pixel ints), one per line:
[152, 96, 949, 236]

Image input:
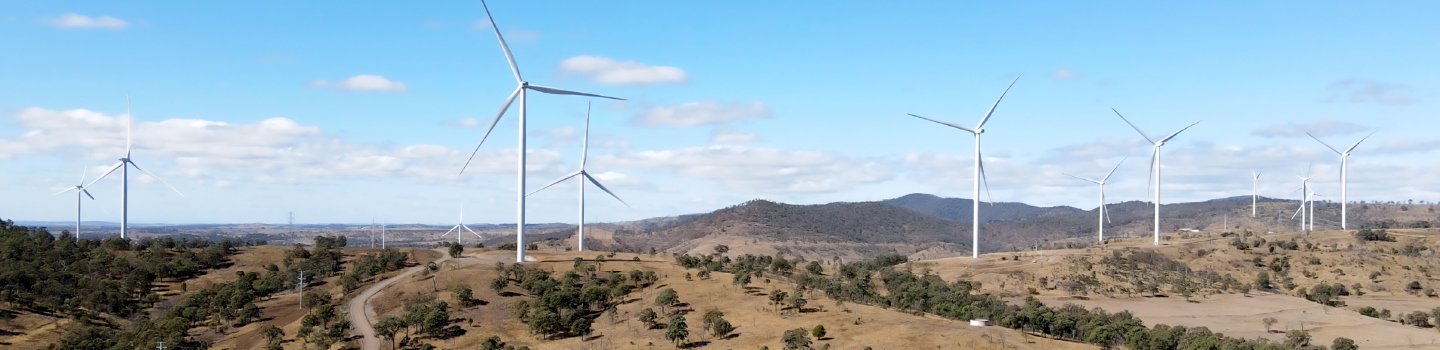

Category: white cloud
[1377, 138, 1440, 154]
[597, 145, 892, 193]
[1326, 79, 1416, 105]
[710, 126, 758, 144]
[0, 107, 558, 183]
[633, 101, 771, 127]
[310, 74, 408, 92]
[442, 117, 482, 128]
[1052, 68, 1079, 80]
[1252, 117, 1367, 138]
[46, 13, 128, 29]
[558, 55, 687, 85]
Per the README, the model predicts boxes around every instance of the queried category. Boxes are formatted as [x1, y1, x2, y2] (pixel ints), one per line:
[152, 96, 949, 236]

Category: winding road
[348, 250, 450, 350]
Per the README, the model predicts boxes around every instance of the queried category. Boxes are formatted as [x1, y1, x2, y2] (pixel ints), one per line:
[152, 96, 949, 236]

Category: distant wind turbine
[1307, 131, 1376, 229]
[55, 165, 99, 237]
[528, 102, 631, 252]
[443, 206, 482, 246]
[87, 96, 185, 238]
[1252, 171, 1262, 217]
[459, 0, 625, 263]
[1113, 109, 1201, 245]
[1062, 158, 1126, 242]
[1292, 167, 1315, 232]
[907, 77, 1018, 259]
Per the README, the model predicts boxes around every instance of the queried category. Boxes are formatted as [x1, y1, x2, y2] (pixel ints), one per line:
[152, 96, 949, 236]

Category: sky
[2, 1, 1438, 225]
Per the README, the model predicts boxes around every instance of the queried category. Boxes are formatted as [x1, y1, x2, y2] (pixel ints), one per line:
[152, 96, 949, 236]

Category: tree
[1332, 337, 1358, 350]
[449, 244, 464, 258]
[711, 318, 734, 339]
[1255, 272, 1271, 290]
[1262, 317, 1277, 333]
[665, 315, 689, 348]
[732, 271, 751, 289]
[805, 261, 823, 275]
[238, 303, 261, 325]
[783, 328, 812, 350]
[1404, 311, 1431, 327]
[454, 284, 475, 307]
[260, 324, 285, 345]
[770, 290, 789, 313]
[376, 317, 400, 350]
[1284, 330, 1311, 348]
[639, 308, 658, 329]
[713, 245, 729, 255]
[656, 288, 679, 315]
[788, 290, 807, 312]
[491, 275, 509, 293]
[811, 324, 826, 339]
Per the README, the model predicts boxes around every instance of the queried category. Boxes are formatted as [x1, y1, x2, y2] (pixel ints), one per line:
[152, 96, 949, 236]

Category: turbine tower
[1113, 109, 1201, 245]
[1307, 131, 1375, 229]
[87, 96, 185, 238]
[459, 0, 625, 263]
[1062, 158, 1126, 242]
[528, 102, 631, 252]
[1292, 168, 1315, 232]
[56, 165, 98, 237]
[906, 77, 1018, 259]
[1252, 171, 1262, 217]
[443, 206, 482, 246]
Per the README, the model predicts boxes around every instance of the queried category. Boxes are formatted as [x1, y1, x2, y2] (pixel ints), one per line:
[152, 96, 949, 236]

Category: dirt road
[348, 249, 450, 350]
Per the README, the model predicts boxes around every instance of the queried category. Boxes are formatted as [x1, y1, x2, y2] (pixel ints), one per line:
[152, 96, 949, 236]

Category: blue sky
[2, 1, 1438, 225]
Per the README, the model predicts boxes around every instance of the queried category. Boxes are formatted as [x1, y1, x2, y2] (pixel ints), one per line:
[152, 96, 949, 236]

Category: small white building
[970, 319, 991, 327]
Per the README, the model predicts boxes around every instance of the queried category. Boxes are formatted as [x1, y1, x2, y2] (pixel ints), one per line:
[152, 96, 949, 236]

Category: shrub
[1359, 306, 1379, 317]
[783, 328, 812, 350]
[812, 324, 826, 338]
[1355, 228, 1396, 242]
[1333, 337, 1358, 350]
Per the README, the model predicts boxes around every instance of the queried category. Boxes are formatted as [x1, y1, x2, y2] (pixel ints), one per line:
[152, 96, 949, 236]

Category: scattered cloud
[598, 145, 892, 193]
[310, 75, 408, 92]
[1251, 117, 1366, 138]
[442, 117, 482, 128]
[1052, 68, 1079, 80]
[1325, 79, 1416, 105]
[633, 101, 771, 127]
[558, 55, 687, 85]
[710, 126, 758, 144]
[1377, 138, 1440, 154]
[45, 13, 127, 29]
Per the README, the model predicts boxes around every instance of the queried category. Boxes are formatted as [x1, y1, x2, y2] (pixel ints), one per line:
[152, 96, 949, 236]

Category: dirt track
[348, 248, 450, 350]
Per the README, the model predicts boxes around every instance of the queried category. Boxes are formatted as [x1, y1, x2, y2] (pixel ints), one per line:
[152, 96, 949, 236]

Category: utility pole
[297, 271, 307, 309]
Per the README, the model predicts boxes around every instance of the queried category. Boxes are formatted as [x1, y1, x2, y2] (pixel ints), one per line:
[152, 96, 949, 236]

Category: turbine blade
[527, 85, 625, 100]
[1291, 203, 1303, 219]
[1255, 171, 1262, 180]
[1306, 132, 1342, 155]
[975, 76, 1019, 130]
[85, 161, 126, 189]
[526, 171, 582, 197]
[130, 162, 185, 197]
[1102, 201, 1112, 224]
[906, 114, 975, 133]
[581, 101, 590, 170]
[125, 94, 133, 157]
[1344, 130, 1377, 154]
[463, 224, 483, 238]
[83, 189, 96, 200]
[55, 187, 78, 195]
[81, 164, 88, 184]
[479, 0, 522, 83]
[1159, 120, 1202, 143]
[1062, 173, 1101, 184]
[1112, 109, 1155, 143]
[1147, 147, 1158, 197]
[583, 172, 631, 208]
[444, 225, 459, 237]
[460, 86, 522, 175]
[1101, 157, 1128, 182]
[978, 155, 994, 205]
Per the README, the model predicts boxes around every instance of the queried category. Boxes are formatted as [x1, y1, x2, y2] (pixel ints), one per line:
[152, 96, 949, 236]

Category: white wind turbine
[55, 165, 99, 237]
[459, 0, 624, 263]
[1307, 131, 1376, 229]
[907, 77, 1018, 259]
[1113, 109, 1201, 245]
[1252, 171, 1262, 217]
[527, 102, 630, 252]
[1062, 158, 1126, 242]
[87, 97, 185, 238]
[1292, 167, 1315, 232]
[442, 206, 483, 246]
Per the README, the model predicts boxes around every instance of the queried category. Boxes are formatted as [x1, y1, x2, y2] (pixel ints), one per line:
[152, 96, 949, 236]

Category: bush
[1333, 337, 1358, 350]
[1359, 306, 1379, 317]
[783, 328, 812, 350]
[1356, 228, 1396, 242]
[812, 324, 826, 338]
[1405, 311, 1431, 327]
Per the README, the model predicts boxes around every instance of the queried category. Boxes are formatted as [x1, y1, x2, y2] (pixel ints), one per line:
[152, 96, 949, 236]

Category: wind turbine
[459, 0, 625, 263]
[86, 96, 185, 239]
[528, 102, 631, 252]
[1292, 167, 1315, 232]
[1113, 109, 1201, 245]
[1252, 171, 1262, 217]
[55, 165, 98, 237]
[1062, 158, 1126, 242]
[381, 220, 387, 249]
[906, 77, 1018, 259]
[443, 206, 483, 246]
[1307, 131, 1375, 229]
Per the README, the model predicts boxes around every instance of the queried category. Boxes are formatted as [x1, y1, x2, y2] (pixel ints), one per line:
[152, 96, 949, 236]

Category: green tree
[789, 290, 807, 312]
[665, 315, 689, 348]
[656, 288, 679, 315]
[1255, 272, 1271, 290]
[1284, 330, 1311, 348]
[639, 308, 658, 329]
[1333, 337, 1358, 350]
[770, 290, 789, 313]
[783, 328, 812, 350]
[811, 324, 826, 339]
[454, 283, 475, 307]
[1262, 317, 1277, 333]
[805, 261, 823, 275]
[491, 275, 509, 293]
[449, 243, 464, 258]
[260, 324, 285, 345]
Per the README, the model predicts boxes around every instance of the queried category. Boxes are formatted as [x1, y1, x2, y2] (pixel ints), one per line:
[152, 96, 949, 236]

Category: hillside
[881, 193, 1084, 224]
